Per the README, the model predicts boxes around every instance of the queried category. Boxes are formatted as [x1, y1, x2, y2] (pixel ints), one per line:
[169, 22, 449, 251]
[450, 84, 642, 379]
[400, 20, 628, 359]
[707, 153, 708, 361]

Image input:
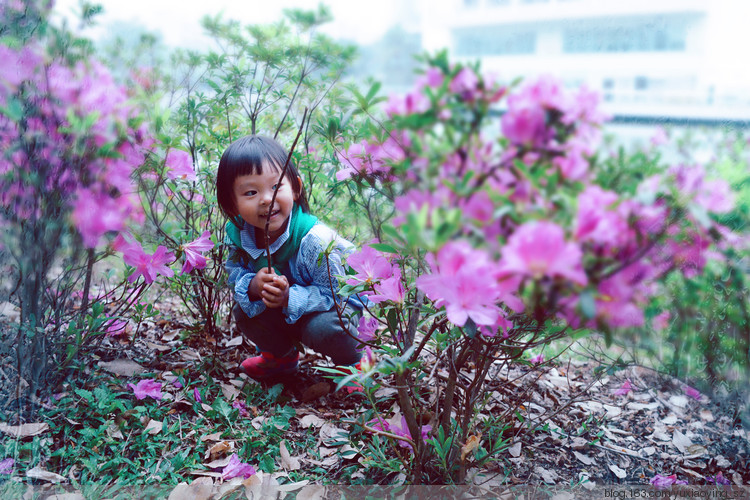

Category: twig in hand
[263, 107, 309, 271]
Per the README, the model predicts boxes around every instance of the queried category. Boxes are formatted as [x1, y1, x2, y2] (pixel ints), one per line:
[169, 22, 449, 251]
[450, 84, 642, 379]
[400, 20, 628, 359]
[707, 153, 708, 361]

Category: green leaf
[369, 243, 399, 254]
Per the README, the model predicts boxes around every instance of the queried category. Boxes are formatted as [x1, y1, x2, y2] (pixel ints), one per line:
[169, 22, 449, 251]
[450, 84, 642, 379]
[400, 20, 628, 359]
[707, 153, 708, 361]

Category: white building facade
[416, 0, 750, 121]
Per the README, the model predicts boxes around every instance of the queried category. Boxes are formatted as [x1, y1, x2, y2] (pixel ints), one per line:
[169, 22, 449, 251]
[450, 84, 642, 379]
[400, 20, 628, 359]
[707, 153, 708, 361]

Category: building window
[488, 0, 511, 5]
[563, 17, 687, 53]
[519, 0, 549, 3]
[454, 27, 536, 56]
[635, 76, 648, 90]
[463, 0, 480, 7]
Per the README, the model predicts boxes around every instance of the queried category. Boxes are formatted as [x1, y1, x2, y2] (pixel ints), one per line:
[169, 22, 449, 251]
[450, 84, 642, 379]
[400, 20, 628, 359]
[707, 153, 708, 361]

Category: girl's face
[232, 167, 300, 245]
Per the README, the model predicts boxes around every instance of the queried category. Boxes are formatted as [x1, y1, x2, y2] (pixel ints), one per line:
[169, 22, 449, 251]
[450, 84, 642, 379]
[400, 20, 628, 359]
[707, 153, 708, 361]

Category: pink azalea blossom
[181, 231, 214, 273]
[651, 127, 669, 147]
[232, 400, 250, 418]
[449, 67, 479, 101]
[369, 416, 431, 452]
[498, 221, 588, 286]
[360, 346, 376, 372]
[369, 268, 405, 304]
[193, 388, 202, 403]
[706, 472, 730, 486]
[128, 379, 163, 401]
[105, 319, 130, 338]
[165, 149, 196, 181]
[575, 186, 629, 246]
[0, 457, 13, 474]
[652, 311, 670, 331]
[115, 235, 175, 284]
[529, 353, 544, 364]
[501, 101, 548, 148]
[650, 474, 687, 489]
[613, 379, 633, 396]
[357, 315, 379, 342]
[346, 245, 393, 287]
[221, 454, 256, 481]
[683, 385, 701, 400]
[417, 241, 513, 327]
[72, 190, 132, 248]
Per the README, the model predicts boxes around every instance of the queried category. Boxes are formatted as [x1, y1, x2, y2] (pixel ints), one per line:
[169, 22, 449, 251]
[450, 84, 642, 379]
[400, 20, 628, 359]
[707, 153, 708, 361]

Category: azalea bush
[600, 128, 750, 424]
[0, 2, 190, 415]
[326, 53, 746, 482]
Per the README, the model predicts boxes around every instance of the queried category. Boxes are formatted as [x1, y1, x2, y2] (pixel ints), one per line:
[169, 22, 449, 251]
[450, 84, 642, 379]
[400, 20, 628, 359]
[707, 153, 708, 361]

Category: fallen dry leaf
[26, 466, 66, 483]
[205, 440, 234, 461]
[225, 336, 243, 347]
[200, 431, 223, 442]
[609, 464, 627, 479]
[106, 422, 124, 440]
[97, 359, 145, 377]
[279, 440, 301, 471]
[508, 442, 522, 457]
[460, 434, 481, 462]
[0, 422, 49, 438]
[296, 484, 326, 500]
[319, 423, 348, 447]
[145, 419, 163, 435]
[672, 430, 693, 454]
[573, 451, 594, 465]
[220, 383, 240, 402]
[298, 414, 326, 428]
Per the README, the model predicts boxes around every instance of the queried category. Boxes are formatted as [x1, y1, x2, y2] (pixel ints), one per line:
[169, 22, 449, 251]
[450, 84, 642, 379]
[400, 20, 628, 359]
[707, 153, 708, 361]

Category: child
[216, 134, 363, 379]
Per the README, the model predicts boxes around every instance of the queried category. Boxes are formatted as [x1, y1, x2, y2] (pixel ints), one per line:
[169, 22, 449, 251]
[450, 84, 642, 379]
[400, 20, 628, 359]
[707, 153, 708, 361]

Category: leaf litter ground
[1, 299, 749, 492]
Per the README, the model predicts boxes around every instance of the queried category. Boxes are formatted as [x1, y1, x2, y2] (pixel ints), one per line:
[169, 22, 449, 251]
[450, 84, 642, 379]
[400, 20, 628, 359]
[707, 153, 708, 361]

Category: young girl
[216, 134, 363, 379]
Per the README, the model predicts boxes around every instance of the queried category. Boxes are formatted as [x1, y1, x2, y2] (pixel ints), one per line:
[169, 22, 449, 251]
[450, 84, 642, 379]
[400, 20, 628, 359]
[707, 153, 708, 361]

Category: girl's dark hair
[216, 135, 309, 228]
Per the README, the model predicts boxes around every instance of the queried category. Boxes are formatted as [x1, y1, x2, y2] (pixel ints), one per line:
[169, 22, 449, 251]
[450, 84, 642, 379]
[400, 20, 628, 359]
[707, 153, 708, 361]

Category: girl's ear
[294, 175, 302, 201]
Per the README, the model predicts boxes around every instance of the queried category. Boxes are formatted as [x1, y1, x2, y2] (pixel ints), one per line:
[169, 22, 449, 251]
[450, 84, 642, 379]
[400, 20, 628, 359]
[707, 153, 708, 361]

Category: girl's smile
[232, 167, 301, 245]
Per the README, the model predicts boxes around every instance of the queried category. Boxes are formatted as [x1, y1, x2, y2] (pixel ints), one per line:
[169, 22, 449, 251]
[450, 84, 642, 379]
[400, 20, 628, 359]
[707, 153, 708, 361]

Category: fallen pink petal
[128, 379, 163, 401]
[221, 454, 256, 480]
[0, 458, 13, 474]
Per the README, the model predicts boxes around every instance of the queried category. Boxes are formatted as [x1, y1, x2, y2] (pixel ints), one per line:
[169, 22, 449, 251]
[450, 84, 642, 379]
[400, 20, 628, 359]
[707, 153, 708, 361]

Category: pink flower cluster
[336, 62, 739, 340]
[369, 415, 432, 452]
[346, 245, 404, 304]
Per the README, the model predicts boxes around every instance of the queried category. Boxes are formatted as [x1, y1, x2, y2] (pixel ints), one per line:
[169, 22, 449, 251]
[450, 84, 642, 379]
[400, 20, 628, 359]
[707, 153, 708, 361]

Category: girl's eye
[245, 190, 256, 196]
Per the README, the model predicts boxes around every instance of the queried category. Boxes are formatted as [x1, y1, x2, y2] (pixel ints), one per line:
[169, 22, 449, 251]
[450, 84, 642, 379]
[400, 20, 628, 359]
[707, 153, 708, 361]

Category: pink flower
[499, 221, 587, 286]
[221, 454, 256, 480]
[193, 388, 202, 403]
[575, 186, 628, 245]
[0, 457, 13, 474]
[613, 379, 633, 396]
[165, 149, 196, 181]
[336, 141, 370, 181]
[683, 385, 701, 400]
[232, 400, 250, 418]
[652, 311, 670, 331]
[501, 101, 547, 148]
[72, 190, 131, 248]
[128, 379, 163, 401]
[449, 67, 479, 101]
[115, 235, 175, 284]
[369, 416, 431, 452]
[529, 353, 544, 364]
[650, 474, 687, 489]
[417, 241, 509, 327]
[651, 127, 669, 147]
[105, 319, 130, 338]
[346, 245, 393, 287]
[181, 231, 214, 273]
[360, 346, 376, 372]
[369, 269, 405, 304]
[357, 316, 379, 342]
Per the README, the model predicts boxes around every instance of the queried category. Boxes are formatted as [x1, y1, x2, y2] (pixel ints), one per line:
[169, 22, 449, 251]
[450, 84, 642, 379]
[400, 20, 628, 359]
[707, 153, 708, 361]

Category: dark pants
[233, 303, 362, 365]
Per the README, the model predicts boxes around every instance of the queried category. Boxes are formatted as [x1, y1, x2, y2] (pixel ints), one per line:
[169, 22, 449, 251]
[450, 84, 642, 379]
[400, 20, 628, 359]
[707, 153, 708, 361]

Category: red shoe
[240, 351, 298, 379]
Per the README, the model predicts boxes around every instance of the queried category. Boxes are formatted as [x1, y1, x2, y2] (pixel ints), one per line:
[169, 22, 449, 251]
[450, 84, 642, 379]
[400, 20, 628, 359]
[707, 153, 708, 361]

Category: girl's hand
[261, 275, 289, 309]
[248, 267, 277, 300]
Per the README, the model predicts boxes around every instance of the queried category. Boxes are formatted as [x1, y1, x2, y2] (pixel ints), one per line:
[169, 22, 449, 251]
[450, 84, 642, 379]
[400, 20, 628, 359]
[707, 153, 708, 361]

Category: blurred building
[417, 0, 750, 122]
